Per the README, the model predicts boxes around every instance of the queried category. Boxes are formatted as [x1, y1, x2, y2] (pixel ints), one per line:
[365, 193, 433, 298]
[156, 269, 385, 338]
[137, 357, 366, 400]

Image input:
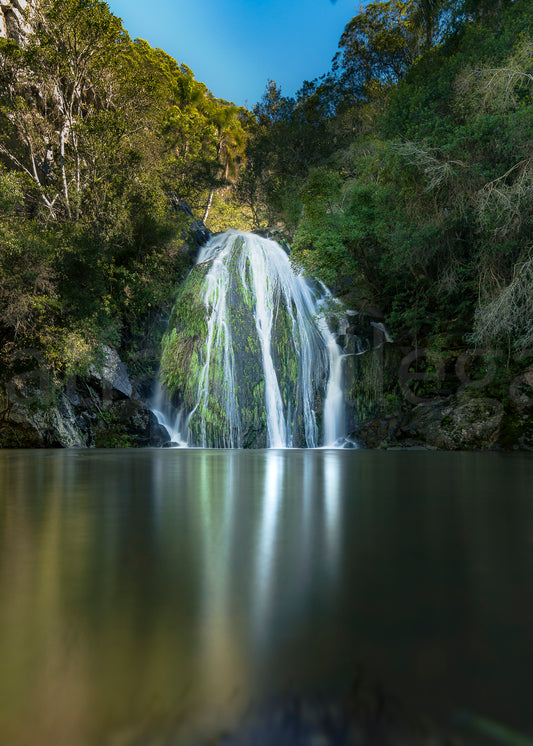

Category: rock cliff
[0, 345, 168, 448]
[0, 0, 35, 43]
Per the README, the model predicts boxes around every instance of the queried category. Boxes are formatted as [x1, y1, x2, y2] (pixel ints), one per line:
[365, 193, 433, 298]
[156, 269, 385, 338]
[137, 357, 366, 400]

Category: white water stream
[154, 231, 350, 448]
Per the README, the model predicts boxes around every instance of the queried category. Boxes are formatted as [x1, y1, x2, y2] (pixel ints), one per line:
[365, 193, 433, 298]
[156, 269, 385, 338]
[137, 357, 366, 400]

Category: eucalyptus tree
[332, 0, 424, 107]
[0, 0, 132, 220]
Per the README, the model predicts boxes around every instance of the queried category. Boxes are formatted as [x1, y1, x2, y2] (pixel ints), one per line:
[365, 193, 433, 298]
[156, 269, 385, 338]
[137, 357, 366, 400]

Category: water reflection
[1, 450, 533, 745]
[324, 451, 342, 585]
[253, 450, 284, 643]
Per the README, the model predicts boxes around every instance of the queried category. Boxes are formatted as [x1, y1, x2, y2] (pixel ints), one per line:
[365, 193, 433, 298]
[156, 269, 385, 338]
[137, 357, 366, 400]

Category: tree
[201, 101, 246, 223]
[239, 78, 341, 228]
[0, 0, 130, 220]
[332, 0, 423, 107]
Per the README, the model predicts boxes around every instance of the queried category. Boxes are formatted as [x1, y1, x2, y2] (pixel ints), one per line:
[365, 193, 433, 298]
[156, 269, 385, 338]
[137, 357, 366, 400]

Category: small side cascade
[156, 230, 355, 449]
[151, 380, 188, 447]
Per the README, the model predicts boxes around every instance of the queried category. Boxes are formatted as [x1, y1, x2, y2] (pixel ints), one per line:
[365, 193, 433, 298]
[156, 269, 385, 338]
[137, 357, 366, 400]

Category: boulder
[43, 392, 88, 447]
[1, 345, 166, 449]
[88, 344, 132, 400]
[1, 386, 87, 448]
[409, 397, 504, 450]
[103, 400, 168, 448]
[354, 396, 504, 450]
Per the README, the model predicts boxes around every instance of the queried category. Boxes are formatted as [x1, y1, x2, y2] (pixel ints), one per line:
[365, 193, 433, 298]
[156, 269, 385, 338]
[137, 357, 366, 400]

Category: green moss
[352, 345, 404, 422]
[160, 262, 210, 402]
[93, 410, 133, 448]
[160, 239, 335, 447]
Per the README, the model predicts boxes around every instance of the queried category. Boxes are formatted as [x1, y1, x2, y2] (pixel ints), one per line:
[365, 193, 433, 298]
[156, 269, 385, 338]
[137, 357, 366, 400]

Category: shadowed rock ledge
[0, 344, 167, 448]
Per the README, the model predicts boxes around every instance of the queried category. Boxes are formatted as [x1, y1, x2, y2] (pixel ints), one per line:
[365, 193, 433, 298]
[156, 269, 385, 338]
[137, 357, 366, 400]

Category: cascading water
[150, 380, 188, 447]
[157, 230, 349, 448]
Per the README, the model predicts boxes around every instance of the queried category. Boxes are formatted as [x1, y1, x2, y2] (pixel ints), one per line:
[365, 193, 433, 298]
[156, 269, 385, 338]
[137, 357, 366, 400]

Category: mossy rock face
[160, 262, 210, 411]
[350, 343, 404, 422]
[159, 235, 329, 448]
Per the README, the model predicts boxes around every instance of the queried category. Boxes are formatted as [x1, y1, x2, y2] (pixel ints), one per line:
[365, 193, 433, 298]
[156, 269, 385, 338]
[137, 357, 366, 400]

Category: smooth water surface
[1, 449, 532, 745]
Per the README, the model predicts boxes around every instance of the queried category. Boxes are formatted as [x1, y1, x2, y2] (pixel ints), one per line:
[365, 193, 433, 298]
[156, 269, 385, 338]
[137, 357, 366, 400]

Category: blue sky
[106, 0, 358, 108]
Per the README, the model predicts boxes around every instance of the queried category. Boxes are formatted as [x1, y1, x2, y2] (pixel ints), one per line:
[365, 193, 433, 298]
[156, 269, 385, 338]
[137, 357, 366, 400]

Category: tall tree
[332, 0, 424, 107]
[0, 0, 130, 220]
[202, 101, 246, 223]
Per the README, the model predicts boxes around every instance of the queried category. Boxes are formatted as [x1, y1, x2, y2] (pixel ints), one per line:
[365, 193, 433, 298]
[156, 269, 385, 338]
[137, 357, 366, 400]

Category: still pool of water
[0, 449, 532, 745]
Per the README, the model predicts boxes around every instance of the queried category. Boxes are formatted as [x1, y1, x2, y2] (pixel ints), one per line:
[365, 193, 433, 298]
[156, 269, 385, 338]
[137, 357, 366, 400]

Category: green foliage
[238, 79, 344, 230]
[94, 410, 133, 448]
[0, 0, 253, 397]
[0, 169, 24, 212]
[470, 256, 533, 354]
[292, 168, 357, 287]
[245, 0, 533, 370]
[333, 0, 425, 106]
[204, 190, 256, 233]
[160, 264, 209, 402]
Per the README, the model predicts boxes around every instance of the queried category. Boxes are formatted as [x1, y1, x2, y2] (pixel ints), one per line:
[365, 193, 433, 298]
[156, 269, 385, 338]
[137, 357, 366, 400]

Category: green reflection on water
[0, 450, 532, 745]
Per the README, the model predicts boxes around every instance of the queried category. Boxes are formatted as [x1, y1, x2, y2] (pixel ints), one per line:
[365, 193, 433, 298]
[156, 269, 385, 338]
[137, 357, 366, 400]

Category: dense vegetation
[1, 0, 532, 428]
[239, 0, 533, 415]
[0, 0, 249, 393]
[244, 0, 533, 354]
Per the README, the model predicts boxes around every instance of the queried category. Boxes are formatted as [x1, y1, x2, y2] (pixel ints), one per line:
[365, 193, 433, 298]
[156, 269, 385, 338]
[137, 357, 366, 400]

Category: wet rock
[255, 228, 292, 254]
[189, 219, 212, 250]
[169, 195, 212, 259]
[169, 194, 193, 217]
[354, 411, 409, 449]
[107, 399, 167, 447]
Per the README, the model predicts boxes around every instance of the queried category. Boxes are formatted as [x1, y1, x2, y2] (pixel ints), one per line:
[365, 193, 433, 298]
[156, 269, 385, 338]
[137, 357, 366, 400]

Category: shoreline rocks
[0, 345, 167, 449]
[352, 394, 533, 451]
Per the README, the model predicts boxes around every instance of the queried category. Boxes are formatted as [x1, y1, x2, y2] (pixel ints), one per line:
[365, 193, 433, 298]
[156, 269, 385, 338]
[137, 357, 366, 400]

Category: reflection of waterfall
[323, 452, 342, 581]
[169, 450, 345, 684]
[250, 450, 344, 659]
[196, 452, 242, 709]
[159, 230, 350, 448]
[253, 451, 284, 638]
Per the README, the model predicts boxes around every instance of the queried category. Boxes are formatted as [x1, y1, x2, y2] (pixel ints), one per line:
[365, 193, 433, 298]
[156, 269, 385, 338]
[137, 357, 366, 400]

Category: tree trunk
[202, 139, 223, 224]
[60, 122, 72, 219]
[73, 130, 81, 220]
[202, 186, 215, 224]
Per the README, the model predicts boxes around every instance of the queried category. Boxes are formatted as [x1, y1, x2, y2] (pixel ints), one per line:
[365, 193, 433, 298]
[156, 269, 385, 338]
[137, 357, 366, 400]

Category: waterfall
[150, 381, 188, 447]
[158, 230, 349, 448]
